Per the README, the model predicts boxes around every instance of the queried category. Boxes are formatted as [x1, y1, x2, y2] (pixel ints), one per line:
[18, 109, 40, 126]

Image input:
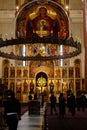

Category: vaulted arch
[16, 0, 69, 39]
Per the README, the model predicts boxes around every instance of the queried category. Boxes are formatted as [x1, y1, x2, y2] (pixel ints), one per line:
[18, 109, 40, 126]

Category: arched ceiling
[16, 0, 69, 39]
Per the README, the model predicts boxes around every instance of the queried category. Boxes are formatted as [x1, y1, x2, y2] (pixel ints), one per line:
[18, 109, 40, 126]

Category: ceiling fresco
[16, 0, 69, 39]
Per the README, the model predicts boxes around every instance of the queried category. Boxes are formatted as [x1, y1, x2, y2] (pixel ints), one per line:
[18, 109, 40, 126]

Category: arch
[35, 72, 48, 95]
[74, 59, 81, 64]
[15, 0, 69, 39]
[36, 72, 48, 86]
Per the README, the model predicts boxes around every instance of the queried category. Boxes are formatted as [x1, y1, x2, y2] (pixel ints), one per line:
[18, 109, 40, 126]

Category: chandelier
[0, 35, 81, 61]
[0, 1, 81, 61]
[37, 75, 46, 87]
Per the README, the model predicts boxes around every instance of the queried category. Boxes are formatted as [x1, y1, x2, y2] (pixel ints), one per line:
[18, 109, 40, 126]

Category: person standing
[40, 93, 44, 107]
[68, 93, 76, 116]
[41, 93, 44, 107]
[34, 92, 38, 100]
[59, 93, 66, 119]
[50, 93, 57, 115]
[28, 93, 32, 101]
[3, 90, 21, 130]
[80, 93, 86, 111]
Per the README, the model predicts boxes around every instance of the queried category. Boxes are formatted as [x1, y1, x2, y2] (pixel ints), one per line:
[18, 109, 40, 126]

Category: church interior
[0, 0, 86, 103]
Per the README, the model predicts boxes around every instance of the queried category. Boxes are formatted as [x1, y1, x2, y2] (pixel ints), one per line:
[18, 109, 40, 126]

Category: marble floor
[17, 105, 45, 130]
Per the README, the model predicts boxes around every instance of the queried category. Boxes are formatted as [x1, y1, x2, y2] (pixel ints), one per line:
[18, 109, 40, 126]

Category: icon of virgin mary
[26, 7, 60, 38]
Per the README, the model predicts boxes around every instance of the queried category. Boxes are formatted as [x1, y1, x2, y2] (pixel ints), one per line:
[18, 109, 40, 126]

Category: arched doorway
[36, 72, 48, 99]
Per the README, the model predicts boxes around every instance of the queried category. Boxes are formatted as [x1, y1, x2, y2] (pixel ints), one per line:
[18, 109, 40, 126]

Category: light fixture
[0, 35, 81, 61]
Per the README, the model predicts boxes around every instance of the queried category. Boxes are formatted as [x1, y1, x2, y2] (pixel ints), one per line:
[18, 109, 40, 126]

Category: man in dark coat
[50, 93, 57, 115]
[59, 93, 66, 119]
[3, 90, 21, 130]
[68, 93, 76, 116]
[80, 93, 87, 111]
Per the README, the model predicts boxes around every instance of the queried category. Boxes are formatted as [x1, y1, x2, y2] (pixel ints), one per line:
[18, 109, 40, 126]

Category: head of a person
[7, 90, 15, 98]
[81, 93, 84, 96]
[51, 92, 54, 96]
[39, 7, 47, 17]
[71, 92, 74, 96]
[60, 93, 63, 97]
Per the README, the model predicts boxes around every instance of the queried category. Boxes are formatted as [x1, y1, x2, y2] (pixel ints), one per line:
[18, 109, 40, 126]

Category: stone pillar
[83, 0, 87, 92]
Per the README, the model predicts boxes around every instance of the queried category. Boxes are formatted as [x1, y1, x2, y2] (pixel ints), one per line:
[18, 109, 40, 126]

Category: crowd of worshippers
[67, 92, 87, 114]
[67, 91, 87, 110]
[50, 91, 87, 118]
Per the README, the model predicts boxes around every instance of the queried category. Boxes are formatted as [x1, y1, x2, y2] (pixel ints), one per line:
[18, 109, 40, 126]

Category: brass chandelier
[0, 0, 81, 61]
[0, 35, 81, 61]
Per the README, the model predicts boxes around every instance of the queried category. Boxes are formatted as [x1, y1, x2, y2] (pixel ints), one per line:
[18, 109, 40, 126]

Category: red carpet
[21, 105, 28, 115]
[46, 106, 87, 130]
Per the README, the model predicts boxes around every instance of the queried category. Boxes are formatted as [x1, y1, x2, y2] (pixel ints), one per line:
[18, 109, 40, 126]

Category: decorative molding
[0, 10, 15, 23]
[69, 9, 83, 23]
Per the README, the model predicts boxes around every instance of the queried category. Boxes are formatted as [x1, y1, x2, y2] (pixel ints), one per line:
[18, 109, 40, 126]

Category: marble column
[83, 0, 87, 92]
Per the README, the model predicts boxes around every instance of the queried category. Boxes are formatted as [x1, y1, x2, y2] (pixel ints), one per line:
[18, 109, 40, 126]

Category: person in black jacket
[50, 93, 57, 115]
[68, 93, 76, 116]
[80, 93, 87, 111]
[3, 90, 21, 130]
[59, 93, 66, 119]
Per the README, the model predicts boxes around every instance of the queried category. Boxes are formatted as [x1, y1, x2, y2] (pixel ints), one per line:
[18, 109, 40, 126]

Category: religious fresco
[10, 67, 15, 78]
[74, 59, 81, 78]
[29, 61, 54, 78]
[30, 80, 34, 93]
[15, 0, 69, 66]
[1, 0, 82, 102]
[9, 80, 15, 91]
[26, 6, 60, 38]
[23, 80, 28, 93]
[69, 67, 74, 78]
[49, 80, 54, 93]
[23, 68, 28, 77]
[16, 1, 69, 39]
[24, 43, 59, 57]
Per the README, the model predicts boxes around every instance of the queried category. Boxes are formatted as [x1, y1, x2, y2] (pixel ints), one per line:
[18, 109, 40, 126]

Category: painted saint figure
[26, 7, 60, 38]
[30, 80, 34, 93]
[23, 80, 28, 93]
[49, 80, 54, 93]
